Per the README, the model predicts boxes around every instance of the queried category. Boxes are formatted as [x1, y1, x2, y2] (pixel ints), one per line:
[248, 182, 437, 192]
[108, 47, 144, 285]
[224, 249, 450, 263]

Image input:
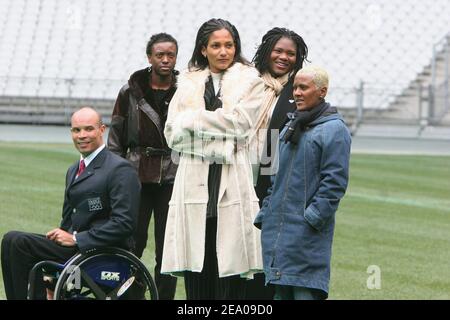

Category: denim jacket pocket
[303, 205, 326, 232]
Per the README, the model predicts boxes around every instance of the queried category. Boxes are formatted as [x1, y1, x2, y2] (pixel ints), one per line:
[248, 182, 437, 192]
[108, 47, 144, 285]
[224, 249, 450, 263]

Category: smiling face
[268, 37, 297, 77]
[71, 108, 105, 157]
[201, 28, 236, 73]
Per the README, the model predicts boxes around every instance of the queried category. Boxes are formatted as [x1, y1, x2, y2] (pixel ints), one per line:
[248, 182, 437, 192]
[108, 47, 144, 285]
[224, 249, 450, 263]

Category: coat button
[73, 208, 76, 213]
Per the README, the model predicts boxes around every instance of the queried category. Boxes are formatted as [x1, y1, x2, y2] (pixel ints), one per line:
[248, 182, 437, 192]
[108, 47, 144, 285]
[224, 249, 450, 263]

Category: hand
[46, 228, 76, 247]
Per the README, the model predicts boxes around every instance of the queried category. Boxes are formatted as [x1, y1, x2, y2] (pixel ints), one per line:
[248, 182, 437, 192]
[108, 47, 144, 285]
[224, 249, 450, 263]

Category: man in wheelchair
[1, 107, 145, 300]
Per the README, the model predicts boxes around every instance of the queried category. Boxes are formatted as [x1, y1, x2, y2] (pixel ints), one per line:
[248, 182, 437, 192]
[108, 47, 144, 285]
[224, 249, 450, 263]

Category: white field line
[347, 192, 450, 212]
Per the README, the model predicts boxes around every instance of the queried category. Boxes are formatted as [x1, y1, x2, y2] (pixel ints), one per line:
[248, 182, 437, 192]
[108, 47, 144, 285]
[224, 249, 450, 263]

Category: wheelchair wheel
[53, 248, 158, 300]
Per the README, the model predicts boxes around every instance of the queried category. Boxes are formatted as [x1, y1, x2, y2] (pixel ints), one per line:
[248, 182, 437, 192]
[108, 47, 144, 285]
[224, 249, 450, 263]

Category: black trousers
[184, 217, 248, 300]
[133, 183, 177, 300]
[243, 185, 276, 300]
[244, 273, 274, 299]
[1, 231, 77, 300]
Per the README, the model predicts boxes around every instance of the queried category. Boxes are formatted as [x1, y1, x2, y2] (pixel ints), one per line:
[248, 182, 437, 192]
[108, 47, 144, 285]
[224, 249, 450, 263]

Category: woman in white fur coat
[161, 18, 265, 299]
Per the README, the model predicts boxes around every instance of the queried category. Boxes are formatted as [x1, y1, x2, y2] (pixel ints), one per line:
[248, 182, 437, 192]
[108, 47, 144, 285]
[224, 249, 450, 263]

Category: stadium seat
[39, 80, 57, 97]
[27, 247, 158, 300]
[53, 79, 71, 98]
[0, 0, 449, 110]
[20, 78, 39, 97]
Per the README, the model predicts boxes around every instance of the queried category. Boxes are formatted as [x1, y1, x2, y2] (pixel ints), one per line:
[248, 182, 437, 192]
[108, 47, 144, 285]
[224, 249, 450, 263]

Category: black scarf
[203, 75, 223, 219]
[283, 100, 337, 144]
[204, 75, 222, 111]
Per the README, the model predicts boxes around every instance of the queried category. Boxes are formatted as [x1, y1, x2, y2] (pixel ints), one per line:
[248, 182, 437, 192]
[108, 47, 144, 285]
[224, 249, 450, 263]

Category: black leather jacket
[108, 68, 178, 184]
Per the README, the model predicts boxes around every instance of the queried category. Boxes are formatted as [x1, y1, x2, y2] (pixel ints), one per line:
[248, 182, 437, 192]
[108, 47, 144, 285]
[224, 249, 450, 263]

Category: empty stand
[0, 0, 449, 127]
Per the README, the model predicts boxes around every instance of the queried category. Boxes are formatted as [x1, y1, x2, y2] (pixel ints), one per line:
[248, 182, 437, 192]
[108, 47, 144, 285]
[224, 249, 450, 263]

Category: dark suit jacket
[60, 148, 141, 254]
[255, 76, 297, 206]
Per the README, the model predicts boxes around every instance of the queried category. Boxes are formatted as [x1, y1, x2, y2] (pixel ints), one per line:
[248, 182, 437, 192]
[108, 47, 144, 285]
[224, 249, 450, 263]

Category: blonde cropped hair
[296, 65, 329, 89]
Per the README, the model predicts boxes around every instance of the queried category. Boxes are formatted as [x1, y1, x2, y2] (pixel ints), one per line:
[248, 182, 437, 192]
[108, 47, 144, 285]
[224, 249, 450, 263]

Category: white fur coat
[162, 62, 265, 279]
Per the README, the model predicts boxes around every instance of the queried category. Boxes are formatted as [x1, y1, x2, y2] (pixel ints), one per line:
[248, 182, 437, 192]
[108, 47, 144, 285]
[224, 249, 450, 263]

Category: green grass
[0, 142, 449, 299]
[330, 154, 450, 299]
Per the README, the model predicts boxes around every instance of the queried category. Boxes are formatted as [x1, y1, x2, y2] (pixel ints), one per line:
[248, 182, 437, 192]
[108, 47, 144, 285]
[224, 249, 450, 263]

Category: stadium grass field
[0, 141, 449, 300]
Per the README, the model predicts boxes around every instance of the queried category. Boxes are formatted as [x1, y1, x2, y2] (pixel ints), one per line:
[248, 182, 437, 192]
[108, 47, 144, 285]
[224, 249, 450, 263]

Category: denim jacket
[254, 111, 351, 297]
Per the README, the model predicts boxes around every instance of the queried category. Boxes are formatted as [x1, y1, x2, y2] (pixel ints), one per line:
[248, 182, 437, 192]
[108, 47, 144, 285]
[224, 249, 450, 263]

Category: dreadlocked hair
[252, 27, 308, 75]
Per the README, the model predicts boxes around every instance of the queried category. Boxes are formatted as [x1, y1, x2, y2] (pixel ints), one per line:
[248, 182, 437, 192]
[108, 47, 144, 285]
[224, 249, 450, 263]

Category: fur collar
[177, 62, 258, 111]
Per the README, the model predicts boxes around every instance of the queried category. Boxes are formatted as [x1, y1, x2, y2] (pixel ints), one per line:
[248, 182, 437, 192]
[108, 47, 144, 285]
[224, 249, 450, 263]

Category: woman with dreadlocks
[252, 27, 309, 206]
[247, 27, 308, 299]
[161, 18, 265, 299]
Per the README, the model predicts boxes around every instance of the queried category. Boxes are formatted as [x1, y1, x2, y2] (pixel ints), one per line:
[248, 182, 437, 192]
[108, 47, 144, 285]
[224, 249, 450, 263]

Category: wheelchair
[28, 247, 158, 300]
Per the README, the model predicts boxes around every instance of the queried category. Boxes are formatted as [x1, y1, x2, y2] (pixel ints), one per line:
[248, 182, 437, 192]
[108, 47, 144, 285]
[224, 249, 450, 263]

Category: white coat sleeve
[165, 75, 264, 161]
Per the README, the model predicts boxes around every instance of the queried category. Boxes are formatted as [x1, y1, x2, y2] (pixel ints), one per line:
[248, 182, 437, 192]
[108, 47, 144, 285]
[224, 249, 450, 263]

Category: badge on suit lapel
[88, 197, 103, 211]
